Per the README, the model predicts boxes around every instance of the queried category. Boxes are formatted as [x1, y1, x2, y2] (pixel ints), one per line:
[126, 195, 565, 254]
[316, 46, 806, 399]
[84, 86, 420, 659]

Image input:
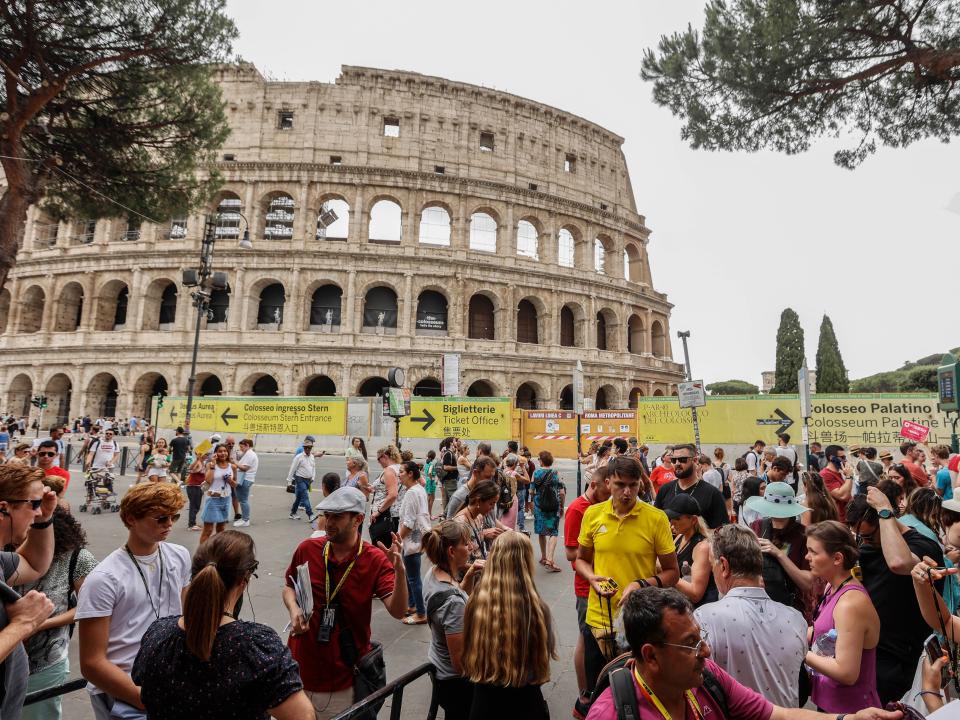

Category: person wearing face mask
[654, 444, 728, 530]
[132, 531, 312, 720]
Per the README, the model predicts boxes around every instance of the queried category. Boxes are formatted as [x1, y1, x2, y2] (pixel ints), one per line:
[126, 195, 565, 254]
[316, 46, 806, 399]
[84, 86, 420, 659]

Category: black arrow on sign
[411, 408, 435, 431]
[170, 409, 178, 420]
[220, 408, 238, 426]
[755, 408, 794, 436]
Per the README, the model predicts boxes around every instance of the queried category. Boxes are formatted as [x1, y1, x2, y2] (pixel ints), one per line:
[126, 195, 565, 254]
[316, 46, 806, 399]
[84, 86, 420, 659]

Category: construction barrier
[522, 411, 579, 458]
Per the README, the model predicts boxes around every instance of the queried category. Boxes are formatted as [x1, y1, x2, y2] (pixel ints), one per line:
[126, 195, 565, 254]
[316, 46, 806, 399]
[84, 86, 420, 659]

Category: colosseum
[0, 64, 685, 424]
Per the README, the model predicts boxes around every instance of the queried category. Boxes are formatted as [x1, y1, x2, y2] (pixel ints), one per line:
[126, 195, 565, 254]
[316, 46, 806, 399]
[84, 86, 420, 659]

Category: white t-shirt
[399, 483, 431, 555]
[744, 450, 760, 473]
[75, 543, 191, 690]
[90, 439, 118, 469]
[31, 437, 64, 467]
[702, 467, 724, 491]
[238, 449, 258, 483]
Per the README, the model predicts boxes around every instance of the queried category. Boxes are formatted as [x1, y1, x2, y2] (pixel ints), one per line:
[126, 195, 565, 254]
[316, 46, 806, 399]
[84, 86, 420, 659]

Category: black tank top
[675, 533, 719, 607]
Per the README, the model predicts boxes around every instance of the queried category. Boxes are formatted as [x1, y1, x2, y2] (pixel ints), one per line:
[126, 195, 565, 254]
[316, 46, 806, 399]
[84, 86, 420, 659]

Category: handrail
[331, 662, 438, 720]
[24, 677, 86, 705]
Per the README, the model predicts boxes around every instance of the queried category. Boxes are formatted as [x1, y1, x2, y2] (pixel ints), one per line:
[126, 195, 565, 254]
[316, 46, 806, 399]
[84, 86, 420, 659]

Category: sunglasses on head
[4, 499, 42, 510]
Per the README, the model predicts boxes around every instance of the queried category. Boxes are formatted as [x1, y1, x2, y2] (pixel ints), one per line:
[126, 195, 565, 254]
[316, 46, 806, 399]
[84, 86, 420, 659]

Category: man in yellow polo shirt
[575, 455, 678, 696]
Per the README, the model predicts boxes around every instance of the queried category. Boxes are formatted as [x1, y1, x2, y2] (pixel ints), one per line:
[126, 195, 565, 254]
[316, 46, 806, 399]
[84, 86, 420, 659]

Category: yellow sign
[155, 396, 346, 436]
[398, 398, 512, 440]
[522, 411, 579, 457]
[635, 394, 952, 446]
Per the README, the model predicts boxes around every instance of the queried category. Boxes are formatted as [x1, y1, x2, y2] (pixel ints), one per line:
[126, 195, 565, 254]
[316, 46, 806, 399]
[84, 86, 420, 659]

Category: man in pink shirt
[586, 587, 899, 720]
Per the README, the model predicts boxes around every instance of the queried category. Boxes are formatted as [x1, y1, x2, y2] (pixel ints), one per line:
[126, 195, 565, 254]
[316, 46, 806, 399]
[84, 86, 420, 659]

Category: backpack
[496, 469, 514, 511]
[536, 469, 560, 514]
[758, 520, 798, 608]
[597, 652, 729, 720]
[67, 548, 81, 638]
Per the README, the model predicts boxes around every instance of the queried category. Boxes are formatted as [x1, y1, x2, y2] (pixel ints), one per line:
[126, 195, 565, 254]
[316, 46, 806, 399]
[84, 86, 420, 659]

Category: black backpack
[496, 469, 514, 511]
[597, 652, 728, 720]
[536, 469, 560, 514]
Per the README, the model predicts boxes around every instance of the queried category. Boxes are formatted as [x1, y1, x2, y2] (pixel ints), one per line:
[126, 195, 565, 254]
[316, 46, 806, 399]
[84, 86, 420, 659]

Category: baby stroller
[79, 467, 119, 514]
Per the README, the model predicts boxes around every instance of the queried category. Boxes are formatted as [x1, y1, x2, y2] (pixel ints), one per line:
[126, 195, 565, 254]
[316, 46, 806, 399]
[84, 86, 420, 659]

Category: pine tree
[772, 308, 804, 393]
[816, 315, 849, 393]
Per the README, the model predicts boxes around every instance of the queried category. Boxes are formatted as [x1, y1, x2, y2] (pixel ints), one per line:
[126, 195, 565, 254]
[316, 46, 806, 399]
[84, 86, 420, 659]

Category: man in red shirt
[564, 464, 612, 719]
[284, 487, 408, 718]
[36, 439, 70, 490]
[819, 444, 853, 521]
[650, 453, 676, 491]
[899, 441, 930, 487]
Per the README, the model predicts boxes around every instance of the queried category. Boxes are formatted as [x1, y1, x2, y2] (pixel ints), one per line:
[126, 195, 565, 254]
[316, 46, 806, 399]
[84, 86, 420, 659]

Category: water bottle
[814, 629, 838, 657]
[681, 561, 692, 581]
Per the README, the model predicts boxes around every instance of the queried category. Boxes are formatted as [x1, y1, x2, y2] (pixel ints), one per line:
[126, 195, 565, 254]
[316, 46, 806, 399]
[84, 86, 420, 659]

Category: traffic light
[40, 396, 47, 409]
[30, 396, 40, 408]
[157, 394, 165, 409]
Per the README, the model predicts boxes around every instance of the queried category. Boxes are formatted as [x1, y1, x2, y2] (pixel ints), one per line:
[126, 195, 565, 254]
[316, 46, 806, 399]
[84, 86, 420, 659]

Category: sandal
[544, 563, 562, 573]
[539, 558, 547, 565]
[402, 615, 428, 625]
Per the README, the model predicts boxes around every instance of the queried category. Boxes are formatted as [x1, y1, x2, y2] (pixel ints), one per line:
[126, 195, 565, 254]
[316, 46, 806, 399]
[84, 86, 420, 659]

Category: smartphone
[924, 634, 951, 688]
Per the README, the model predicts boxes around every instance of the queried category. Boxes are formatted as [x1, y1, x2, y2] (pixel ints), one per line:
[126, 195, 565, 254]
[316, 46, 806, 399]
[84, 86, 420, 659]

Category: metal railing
[332, 663, 438, 720]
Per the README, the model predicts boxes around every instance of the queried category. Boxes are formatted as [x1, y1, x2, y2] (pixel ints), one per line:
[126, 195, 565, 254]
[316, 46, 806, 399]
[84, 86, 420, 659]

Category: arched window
[516, 300, 538, 344]
[114, 288, 128, 328]
[318, 199, 350, 240]
[263, 193, 295, 240]
[419, 207, 451, 246]
[413, 378, 442, 396]
[304, 375, 337, 396]
[310, 285, 342, 329]
[214, 193, 243, 239]
[559, 384, 573, 410]
[596, 386, 610, 410]
[629, 387, 644, 408]
[517, 220, 539, 260]
[594, 238, 606, 274]
[363, 287, 398, 330]
[18, 286, 45, 333]
[516, 382, 538, 409]
[416, 291, 448, 334]
[54, 283, 84, 332]
[368, 199, 402, 243]
[0, 290, 10, 334]
[199, 374, 223, 396]
[209, 288, 229, 324]
[158, 284, 177, 326]
[357, 377, 389, 397]
[468, 294, 495, 340]
[596, 312, 607, 351]
[467, 380, 495, 397]
[257, 283, 285, 326]
[560, 306, 575, 347]
[652, 321, 666, 357]
[558, 228, 575, 268]
[251, 375, 279, 396]
[624, 243, 643, 283]
[628, 315, 644, 354]
[624, 250, 631, 281]
[469, 212, 497, 252]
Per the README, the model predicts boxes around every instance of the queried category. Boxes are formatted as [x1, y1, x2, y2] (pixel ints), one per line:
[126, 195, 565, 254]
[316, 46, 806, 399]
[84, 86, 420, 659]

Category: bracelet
[916, 690, 944, 699]
[652, 575, 663, 588]
[30, 518, 53, 530]
[636, 578, 650, 588]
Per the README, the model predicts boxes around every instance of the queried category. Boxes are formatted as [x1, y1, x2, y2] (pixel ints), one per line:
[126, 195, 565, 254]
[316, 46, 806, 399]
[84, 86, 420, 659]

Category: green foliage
[815, 315, 849, 392]
[706, 380, 759, 395]
[772, 308, 804, 393]
[641, 1, 960, 168]
[851, 347, 959, 392]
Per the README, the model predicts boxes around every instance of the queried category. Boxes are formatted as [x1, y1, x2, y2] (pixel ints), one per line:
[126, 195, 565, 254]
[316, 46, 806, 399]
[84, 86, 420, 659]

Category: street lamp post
[182, 214, 251, 430]
[677, 330, 702, 455]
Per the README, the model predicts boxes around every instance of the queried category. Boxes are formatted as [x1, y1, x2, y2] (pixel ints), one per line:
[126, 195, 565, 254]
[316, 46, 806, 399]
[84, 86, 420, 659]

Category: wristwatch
[878, 508, 895, 520]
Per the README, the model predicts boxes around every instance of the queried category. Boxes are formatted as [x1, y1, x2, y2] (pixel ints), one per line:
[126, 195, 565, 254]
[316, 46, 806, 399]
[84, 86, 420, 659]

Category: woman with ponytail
[132, 531, 312, 719]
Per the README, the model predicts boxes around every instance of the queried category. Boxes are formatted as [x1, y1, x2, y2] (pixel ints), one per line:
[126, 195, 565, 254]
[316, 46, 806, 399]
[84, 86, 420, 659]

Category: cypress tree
[816, 315, 849, 392]
[772, 308, 804, 393]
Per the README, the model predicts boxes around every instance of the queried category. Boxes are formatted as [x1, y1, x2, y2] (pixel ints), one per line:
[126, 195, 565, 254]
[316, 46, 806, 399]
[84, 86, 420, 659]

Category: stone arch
[560, 301, 586, 348]
[418, 202, 452, 246]
[53, 282, 84, 332]
[194, 373, 223, 397]
[467, 379, 498, 397]
[596, 307, 619, 352]
[93, 280, 129, 331]
[671, 387, 679, 397]
[87, 372, 120, 417]
[7, 373, 33, 415]
[357, 376, 390, 397]
[415, 289, 449, 336]
[302, 374, 337, 396]
[624, 242, 643, 283]
[652, 320, 667, 357]
[368, 196, 403, 243]
[595, 384, 619, 410]
[0, 289, 10, 334]
[516, 216, 542, 260]
[316, 194, 350, 241]
[308, 283, 343, 330]
[17, 285, 46, 333]
[142, 278, 179, 331]
[468, 207, 500, 253]
[43, 372, 74, 425]
[559, 383, 573, 410]
[516, 296, 546, 345]
[259, 189, 296, 241]
[240, 372, 280, 396]
[244, 278, 286, 330]
[212, 190, 245, 240]
[594, 235, 614, 275]
[627, 314, 645, 354]
[413, 377, 442, 396]
[467, 291, 498, 340]
[515, 380, 545, 410]
[629, 386, 645, 408]
[558, 223, 584, 268]
[131, 371, 169, 419]
[362, 285, 398, 333]
[653, 388, 665, 397]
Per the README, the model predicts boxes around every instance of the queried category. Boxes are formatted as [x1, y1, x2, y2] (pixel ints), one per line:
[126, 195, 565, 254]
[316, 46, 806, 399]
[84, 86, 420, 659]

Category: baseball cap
[664, 494, 702, 519]
[315, 487, 366, 515]
[303, 435, 316, 446]
[210, 434, 222, 443]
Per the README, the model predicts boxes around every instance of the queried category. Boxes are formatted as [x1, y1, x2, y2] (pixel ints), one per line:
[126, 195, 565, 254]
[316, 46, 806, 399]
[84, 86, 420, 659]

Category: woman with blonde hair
[462, 532, 556, 719]
[132, 531, 312, 719]
[369, 445, 402, 548]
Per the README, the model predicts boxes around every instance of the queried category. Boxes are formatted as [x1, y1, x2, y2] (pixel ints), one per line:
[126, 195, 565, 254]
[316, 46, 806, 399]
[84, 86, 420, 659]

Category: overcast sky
[226, 0, 959, 387]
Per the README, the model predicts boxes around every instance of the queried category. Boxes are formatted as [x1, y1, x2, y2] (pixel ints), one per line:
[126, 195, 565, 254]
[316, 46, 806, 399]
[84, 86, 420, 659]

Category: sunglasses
[153, 513, 181, 524]
[4, 499, 42, 510]
[37, 451, 57, 457]
[673, 456, 694, 464]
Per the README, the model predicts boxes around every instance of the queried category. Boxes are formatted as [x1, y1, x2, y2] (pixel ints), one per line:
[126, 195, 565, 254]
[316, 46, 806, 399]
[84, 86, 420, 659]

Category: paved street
[54, 454, 586, 719]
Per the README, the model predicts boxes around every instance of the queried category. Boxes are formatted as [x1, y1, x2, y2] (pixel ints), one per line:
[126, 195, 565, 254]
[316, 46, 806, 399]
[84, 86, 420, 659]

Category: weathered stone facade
[1, 64, 684, 423]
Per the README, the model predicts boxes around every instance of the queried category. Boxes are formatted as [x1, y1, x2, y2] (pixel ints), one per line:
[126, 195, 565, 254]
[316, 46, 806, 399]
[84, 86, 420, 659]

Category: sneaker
[189, 525, 201, 531]
[289, 514, 301, 520]
[233, 519, 250, 527]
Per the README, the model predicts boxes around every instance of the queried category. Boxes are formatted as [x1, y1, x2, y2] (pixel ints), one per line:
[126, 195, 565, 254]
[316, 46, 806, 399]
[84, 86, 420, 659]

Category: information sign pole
[799, 361, 812, 471]
[677, 332, 701, 455]
[574, 360, 584, 496]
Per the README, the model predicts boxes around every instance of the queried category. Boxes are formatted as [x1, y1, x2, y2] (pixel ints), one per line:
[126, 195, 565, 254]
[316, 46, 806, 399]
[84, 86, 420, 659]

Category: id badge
[317, 607, 336, 643]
